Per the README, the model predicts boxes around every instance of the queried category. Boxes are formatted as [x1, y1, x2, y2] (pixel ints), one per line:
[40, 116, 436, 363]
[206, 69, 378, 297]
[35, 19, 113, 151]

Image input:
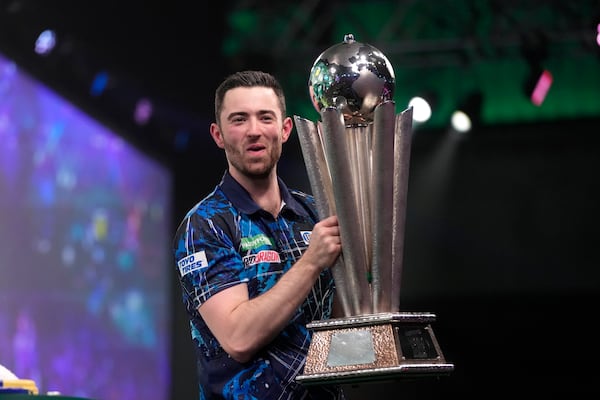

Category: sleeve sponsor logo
[300, 230, 312, 245]
[241, 234, 274, 251]
[242, 250, 281, 267]
[178, 251, 208, 276]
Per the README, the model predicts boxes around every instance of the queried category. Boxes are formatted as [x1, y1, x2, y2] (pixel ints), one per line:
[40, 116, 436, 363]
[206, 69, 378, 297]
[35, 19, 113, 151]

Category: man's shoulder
[177, 187, 235, 225]
[173, 189, 240, 247]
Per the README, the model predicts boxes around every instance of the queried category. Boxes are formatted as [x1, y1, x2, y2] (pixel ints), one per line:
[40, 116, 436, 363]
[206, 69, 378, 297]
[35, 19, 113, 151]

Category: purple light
[134, 98, 153, 125]
[530, 69, 553, 106]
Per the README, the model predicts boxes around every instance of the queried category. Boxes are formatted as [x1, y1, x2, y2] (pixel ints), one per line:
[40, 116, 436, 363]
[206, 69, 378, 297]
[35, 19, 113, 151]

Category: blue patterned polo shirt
[173, 171, 342, 400]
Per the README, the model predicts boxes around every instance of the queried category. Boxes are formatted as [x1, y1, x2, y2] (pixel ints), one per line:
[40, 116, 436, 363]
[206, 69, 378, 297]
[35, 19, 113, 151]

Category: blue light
[90, 71, 109, 96]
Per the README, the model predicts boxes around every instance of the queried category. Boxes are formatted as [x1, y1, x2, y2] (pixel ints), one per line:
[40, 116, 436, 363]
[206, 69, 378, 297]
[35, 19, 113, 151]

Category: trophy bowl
[308, 33, 396, 126]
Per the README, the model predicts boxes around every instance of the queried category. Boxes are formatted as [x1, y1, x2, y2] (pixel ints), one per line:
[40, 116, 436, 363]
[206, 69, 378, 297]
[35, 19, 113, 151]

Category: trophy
[294, 34, 454, 385]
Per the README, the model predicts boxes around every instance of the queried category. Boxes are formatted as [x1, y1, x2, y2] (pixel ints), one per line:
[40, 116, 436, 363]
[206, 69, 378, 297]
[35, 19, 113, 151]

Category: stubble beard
[226, 142, 281, 180]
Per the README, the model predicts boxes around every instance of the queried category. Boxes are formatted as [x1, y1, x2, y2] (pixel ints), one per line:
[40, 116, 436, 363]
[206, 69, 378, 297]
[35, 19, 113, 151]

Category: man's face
[210, 86, 291, 180]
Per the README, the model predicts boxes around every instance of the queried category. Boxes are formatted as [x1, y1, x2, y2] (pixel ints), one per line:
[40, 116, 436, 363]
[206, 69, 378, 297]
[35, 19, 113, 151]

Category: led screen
[0, 52, 172, 400]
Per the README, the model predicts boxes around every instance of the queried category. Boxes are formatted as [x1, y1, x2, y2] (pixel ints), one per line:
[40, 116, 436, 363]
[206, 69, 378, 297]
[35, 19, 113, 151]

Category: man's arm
[199, 215, 341, 363]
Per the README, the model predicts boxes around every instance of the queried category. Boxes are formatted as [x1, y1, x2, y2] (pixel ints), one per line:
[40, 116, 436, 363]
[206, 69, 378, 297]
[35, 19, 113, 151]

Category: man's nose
[247, 117, 262, 135]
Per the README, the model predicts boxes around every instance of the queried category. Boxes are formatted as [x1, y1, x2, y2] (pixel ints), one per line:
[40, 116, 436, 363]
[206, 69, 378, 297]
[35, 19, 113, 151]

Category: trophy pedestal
[296, 312, 454, 385]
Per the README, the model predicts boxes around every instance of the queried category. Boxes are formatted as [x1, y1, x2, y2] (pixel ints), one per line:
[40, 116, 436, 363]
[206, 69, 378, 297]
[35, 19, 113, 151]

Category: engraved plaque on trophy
[294, 34, 454, 385]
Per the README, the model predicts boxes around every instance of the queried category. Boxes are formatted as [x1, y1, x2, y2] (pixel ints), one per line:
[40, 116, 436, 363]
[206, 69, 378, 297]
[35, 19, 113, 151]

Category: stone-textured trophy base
[296, 312, 454, 385]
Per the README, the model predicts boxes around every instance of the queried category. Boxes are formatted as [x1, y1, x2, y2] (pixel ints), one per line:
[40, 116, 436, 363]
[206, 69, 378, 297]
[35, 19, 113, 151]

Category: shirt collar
[219, 170, 309, 218]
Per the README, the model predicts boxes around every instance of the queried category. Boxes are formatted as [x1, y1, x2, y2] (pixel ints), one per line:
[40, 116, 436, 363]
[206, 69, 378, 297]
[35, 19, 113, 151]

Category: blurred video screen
[0, 51, 172, 400]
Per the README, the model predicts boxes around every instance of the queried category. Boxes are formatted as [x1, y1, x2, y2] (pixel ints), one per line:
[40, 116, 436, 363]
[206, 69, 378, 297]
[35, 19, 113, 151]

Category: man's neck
[232, 169, 282, 217]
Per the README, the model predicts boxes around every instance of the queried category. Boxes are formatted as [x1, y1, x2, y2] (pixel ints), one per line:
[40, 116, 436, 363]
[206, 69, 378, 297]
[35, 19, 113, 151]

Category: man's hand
[301, 215, 342, 272]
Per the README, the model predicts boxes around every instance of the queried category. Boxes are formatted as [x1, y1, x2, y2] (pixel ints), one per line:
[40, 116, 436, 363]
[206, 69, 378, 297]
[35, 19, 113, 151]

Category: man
[173, 70, 344, 399]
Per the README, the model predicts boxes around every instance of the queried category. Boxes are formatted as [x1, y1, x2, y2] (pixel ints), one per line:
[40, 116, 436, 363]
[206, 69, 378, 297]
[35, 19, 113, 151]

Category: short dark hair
[214, 70, 287, 124]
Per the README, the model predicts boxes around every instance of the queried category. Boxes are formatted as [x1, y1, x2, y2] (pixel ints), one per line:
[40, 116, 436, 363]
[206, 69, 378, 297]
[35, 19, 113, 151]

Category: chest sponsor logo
[241, 234, 274, 251]
[243, 250, 281, 267]
[301, 230, 312, 245]
[178, 251, 208, 276]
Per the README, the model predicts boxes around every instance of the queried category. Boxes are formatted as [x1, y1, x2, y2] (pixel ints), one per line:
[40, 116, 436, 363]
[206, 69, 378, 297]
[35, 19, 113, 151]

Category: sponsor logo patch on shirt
[300, 230, 312, 245]
[178, 251, 208, 276]
[241, 234, 274, 251]
[242, 250, 281, 267]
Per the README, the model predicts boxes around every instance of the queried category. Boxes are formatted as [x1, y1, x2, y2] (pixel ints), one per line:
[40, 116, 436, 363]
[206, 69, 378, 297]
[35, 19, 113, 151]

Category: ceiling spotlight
[408, 96, 433, 123]
[450, 110, 471, 133]
[34, 29, 56, 55]
[450, 92, 482, 133]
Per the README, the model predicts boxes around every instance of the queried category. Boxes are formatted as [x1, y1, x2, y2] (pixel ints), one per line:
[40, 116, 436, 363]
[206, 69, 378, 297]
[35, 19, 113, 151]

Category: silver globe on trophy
[294, 34, 454, 384]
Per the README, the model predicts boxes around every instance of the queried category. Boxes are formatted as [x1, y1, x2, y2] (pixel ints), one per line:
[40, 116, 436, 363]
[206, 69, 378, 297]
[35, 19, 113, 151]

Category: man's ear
[209, 123, 225, 149]
[281, 116, 293, 143]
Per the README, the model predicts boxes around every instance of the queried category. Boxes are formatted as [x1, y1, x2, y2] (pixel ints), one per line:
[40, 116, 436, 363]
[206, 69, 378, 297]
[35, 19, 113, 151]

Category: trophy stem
[294, 116, 353, 317]
[321, 108, 373, 315]
[371, 101, 397, 313]
[391, 107, 414, 311]
[346, 125, 373, 281]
